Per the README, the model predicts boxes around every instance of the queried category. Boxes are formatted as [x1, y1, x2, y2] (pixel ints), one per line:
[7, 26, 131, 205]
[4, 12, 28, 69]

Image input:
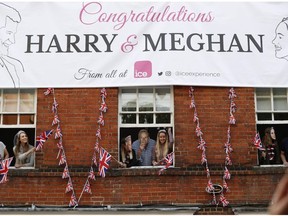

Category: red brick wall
[1, 87, 285, 207]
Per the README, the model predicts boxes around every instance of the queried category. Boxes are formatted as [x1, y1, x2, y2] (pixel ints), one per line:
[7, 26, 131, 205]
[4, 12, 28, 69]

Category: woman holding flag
[13, 130, 35, 168]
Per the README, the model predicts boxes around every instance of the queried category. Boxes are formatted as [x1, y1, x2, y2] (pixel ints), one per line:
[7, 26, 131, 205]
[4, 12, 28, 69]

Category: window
[0, 89, 37, 167]
[255, 88, 288, 166]
[119, 86, 174, 167]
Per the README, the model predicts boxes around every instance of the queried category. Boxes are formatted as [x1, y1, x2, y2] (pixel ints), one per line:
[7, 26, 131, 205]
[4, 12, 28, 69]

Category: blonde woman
[152, 128, 173, 166]
[13, 130, 35, 168]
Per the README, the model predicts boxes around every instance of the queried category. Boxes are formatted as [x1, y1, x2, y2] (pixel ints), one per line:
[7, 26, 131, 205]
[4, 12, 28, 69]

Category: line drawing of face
[272, 18, 288, 61]
[0, 17, 18, 56]
[0, 3, 21, 57]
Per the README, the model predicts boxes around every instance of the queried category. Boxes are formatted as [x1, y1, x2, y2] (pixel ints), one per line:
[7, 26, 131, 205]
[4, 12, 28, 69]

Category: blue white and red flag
[0, 157, 13, 184]
[254, 132, 265, 150]
[158, 152, 174, 175]
[36, 129, 53, 151]
[98, 149, 111, 178]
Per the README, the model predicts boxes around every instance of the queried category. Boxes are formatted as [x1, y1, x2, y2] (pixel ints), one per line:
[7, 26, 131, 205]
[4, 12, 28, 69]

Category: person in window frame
[260, 127, 280, 165]
[152, 128, 173, 166]
[132, 129, 155, 166]
[280, 137, 288, 166]
[0, 140, 9, 161]
[119, 135, 140, 168]
[13, 130, 35, 168]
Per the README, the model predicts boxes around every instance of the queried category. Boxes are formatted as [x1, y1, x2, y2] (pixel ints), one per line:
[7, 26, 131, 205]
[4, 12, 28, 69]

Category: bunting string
[189, 87, 237, 207]
[43, 88, 79, 208]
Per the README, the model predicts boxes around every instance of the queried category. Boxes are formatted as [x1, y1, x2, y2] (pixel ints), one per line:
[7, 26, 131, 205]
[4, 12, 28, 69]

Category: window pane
[20, 114, 34, 124]
[273, 88, 286, 96]
[256, 98, 271, 110]
[156, 88, 171, 111]
[256, 88, 270, 96]
[3, 89, 18, 112]
[3, 114, 17, 124]
[274, 113, 288, 120]
[139, 113, 153, 124]
[121, 114, 136, 124]
[121, 89, 136, 112]
[20, 89, 35, 112]
[274, 98, 288, 110]
[139, 88, 153, 112]
[156, 113, 171, 123]
[257, 113, 272, 121]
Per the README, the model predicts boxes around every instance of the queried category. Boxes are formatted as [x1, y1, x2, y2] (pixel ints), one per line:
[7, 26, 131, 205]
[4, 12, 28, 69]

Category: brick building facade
[0, 86, 285, 207]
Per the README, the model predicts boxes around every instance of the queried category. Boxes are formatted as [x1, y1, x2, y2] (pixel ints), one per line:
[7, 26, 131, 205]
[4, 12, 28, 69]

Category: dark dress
[123, 149, 140, 167]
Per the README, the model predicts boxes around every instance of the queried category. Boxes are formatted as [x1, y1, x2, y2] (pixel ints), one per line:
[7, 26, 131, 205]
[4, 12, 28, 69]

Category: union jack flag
[84, 181, 92, 194]
[95, 142, 100, 153]
[99, 102, 108, 113]
[52, 98, 58, 113]
[59, 152, 67, 166]
[197, 139, 206, 151]
[224, 142, 233, 154]
[65, 179, 73, 193]
[98, 149, 111, 178]
[55, 125, 62, 139]
[52, 114, 60, 126]
[0, 157, 13, 184]
[223, 166, 231, 180]
[35, 129, 53, 151]
[62, 165, 70, 179]
[223, 179, 229, 191]
[158, 152, 174, 175]
[193, 112, 199, 123]
[230, 101, 237, 113]
[206, 179, 214, 192]
[88, 167, 96, 180]
[97, 112, 105, 126]
[44, 88, 54, 96]
[229, 114, 236, 125]
[100, 88, 107, 99]
[57, 142, 63, 159]
[92, 152, 97, 166]
[96, 128, 101, 140]
[201, 151, 207, 165]
[219, 194, 229, 207]
[254, 132, 265, 150]
[228, 87, 237, 99]
[195, 126, 203, 137]
[225, 154, 232, 166]
[69, 193, 78, 207]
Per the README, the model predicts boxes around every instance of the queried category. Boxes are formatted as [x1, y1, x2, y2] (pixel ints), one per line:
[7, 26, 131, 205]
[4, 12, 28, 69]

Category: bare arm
[269, 175, 288, 215]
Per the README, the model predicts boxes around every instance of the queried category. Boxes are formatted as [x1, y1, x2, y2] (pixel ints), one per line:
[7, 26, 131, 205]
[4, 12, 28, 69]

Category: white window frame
[0, 89, 37, 128]
[118, 86, 175, 168]
[255, 88, 288, 125]
[0, 89, 37, 169]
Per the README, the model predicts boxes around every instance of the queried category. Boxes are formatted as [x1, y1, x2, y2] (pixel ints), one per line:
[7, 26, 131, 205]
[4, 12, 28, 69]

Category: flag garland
[77, 88, 110, 205]
[44, 88, 78, 208]
[189, 87, 237, 207]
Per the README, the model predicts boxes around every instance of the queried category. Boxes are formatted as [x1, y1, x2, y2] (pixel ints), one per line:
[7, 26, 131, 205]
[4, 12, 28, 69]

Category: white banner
[1, 1, 288, 88]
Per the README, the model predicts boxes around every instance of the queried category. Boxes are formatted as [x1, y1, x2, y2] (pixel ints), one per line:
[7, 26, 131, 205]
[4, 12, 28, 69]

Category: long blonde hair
[14, 130, 30, 155]
[155, 130, 169, 162]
